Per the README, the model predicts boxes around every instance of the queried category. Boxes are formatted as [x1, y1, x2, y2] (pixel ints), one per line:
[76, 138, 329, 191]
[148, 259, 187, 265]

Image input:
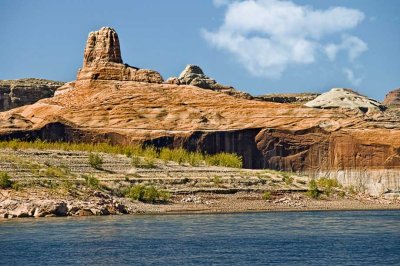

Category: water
[0, 211, 399, 265]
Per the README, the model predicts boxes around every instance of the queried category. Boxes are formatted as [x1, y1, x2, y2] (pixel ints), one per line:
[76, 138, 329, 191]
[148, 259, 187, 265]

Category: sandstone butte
[0, 27, 399, 195]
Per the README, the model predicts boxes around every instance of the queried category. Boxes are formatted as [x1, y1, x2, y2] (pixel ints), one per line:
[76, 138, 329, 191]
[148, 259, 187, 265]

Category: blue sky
[0, 0, 399, 100]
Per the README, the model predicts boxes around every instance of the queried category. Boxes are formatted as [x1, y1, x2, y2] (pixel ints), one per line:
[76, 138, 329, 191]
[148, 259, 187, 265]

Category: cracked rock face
[83, 27, 123, 66]
[177, 64, 218, 89]
[0, 78, 64, 111]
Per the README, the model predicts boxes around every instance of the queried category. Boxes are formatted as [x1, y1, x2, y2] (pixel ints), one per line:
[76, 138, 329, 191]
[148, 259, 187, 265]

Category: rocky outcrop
[0, 78, 64, 111]
[255, 93, 319, 104]
[167, 64, 253, 99]
[383, 88, 400, 107]
[0, 27, 399, 196]
[77, 27, 163, 83]
[0, 196, 129, 218]
[305, 88, 385, 113]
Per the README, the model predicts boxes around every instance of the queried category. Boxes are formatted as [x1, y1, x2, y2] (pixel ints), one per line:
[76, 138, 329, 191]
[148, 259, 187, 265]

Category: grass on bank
[0, 172, 12, 189]
[307, 178, 342, 199]
[124, 184, 170, 203]
[0, 139, 243, 168]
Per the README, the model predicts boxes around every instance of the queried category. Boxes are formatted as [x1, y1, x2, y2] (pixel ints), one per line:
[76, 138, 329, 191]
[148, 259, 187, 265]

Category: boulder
[172, 64, 253, 99]
[383, 88, 400, 107]
[33, 201, 68, 217]
[77, 209, 94, 216]
[77, 27, 163, 83]
[304, 88, 385, 113]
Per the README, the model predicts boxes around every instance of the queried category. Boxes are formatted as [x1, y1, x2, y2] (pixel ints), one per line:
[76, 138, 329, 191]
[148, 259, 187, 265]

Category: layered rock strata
[383, 88, 400, 107]
[0, 78, 64, 111]
[0, 27, 399, 195]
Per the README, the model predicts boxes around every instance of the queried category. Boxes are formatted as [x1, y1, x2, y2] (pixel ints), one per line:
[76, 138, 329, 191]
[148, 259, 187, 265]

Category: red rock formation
[0, 26, 399, 194]
[83, 27, 122, 66]
[383, 88, 400, 107]
[77, 27, 163, 83]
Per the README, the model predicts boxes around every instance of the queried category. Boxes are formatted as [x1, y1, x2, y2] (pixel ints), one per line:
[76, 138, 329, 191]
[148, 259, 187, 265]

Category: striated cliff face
[0, 27, 399, 195]
[383, 88, 400, 107]
[0, 78, 64, 111]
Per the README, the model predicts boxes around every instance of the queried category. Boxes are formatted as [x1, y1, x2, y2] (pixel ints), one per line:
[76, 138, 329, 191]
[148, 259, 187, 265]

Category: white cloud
[203, 0, 367, 79]
[325, 35, 368, 61]
[343, 68, 363, 86]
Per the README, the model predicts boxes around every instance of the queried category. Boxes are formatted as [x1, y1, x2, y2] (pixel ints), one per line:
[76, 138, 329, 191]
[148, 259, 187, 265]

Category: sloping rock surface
[305, 88, 385, 113]
[383, 88, 400, 107]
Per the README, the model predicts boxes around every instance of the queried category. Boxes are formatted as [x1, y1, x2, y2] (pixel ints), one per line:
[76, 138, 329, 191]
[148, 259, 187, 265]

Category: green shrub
[42, 166, 68, 178]
[205, 152, 243, 168]
[144, 157, 156, 168]
[0, 172, 12, 189]
[0, 140, 243, 168]
[317, 178, 341, 196]
[11, 182, 21, 191]
[82, 174, 100, 189]
[212, 175, 222, 185]
[282, 173, 294, 185]
[89, 153, 103, 169]
[262, 191, 272, 200]
[131, 155, 141, 167]
[159, 147, 204, 166]
[307, 179, 320, 199]
[142, 146, 157, 161]
[125, 185, 170, 203]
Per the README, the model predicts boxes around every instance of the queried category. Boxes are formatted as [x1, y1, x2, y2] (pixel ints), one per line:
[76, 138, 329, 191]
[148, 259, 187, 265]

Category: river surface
[0, 210, 399, 265]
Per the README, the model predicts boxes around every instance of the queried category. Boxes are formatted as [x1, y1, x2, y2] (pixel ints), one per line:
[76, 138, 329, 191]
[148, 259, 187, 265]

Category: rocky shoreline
[1, 188, 399, 219]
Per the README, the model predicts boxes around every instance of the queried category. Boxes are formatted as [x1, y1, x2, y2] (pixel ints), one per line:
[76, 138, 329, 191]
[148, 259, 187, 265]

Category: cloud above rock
[203, 0, 367, 83]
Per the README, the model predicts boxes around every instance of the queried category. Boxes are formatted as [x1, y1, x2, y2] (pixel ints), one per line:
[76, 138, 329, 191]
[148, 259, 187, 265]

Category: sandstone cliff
[0, 78, 64, 111]
[383, 88, 400, 107]
[0, 27, 399, 195]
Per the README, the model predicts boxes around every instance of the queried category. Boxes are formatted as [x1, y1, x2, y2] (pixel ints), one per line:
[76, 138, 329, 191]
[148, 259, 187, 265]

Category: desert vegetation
[0, 139, 242, 168]
[124, 184, 170, 203]
[0, 172, 12, 189]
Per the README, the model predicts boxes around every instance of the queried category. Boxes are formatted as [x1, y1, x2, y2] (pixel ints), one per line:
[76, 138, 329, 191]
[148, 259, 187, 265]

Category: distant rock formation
[256, 93, 319, 104]
[383, 88, 400, 107]
[167, 64, 253, 99]
[305, 88, 385, 113]
[77, 27, 163, 83]
[0, 78, 64, 111]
